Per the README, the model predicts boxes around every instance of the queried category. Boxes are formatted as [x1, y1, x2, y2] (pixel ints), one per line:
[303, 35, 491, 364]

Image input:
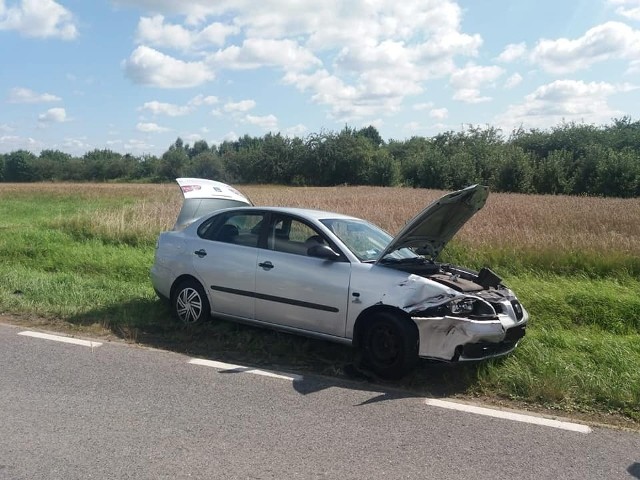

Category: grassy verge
[0, 185, 638, 425]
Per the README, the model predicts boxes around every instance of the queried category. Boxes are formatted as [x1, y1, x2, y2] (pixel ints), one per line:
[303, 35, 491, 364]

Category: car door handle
[194, 249, 207, 258]
[258, 261, 274, 270]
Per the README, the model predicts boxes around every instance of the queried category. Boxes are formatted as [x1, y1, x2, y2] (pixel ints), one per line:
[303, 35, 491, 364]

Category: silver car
[151, 178, 528, 378]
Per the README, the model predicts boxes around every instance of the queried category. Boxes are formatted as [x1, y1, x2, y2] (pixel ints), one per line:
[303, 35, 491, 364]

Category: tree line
[1, 118, 640, 198]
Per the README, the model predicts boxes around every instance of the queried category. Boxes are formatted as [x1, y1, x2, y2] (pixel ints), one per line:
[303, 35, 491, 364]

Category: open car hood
[375, 184, 489, 262]
[173, 178, 253, 229]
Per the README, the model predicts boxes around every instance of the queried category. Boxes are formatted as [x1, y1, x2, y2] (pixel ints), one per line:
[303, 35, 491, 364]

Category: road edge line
[189, 358, 302, 382]
[425, 398, 592, 433]
[18, 330, 103, 348]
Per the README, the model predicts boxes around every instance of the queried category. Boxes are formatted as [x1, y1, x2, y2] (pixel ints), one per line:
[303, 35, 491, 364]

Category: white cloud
[136, 15, 192, 50]
[496, 42, 527, 63]
[505, 73, 523, 89]
[244, 114, 278, 130]
[0, 0, 77, 39]
[112, 1, 488, 121]
[183, 133, 204, 143]
[285, 124, 307, 137]
[136, 122, 169, 133]
[7, 87, 61, 103]
[139, 100, 191, 116]
[198, 21, 239, 45]
[449, 63, 504, 103]
[429, 108, 448, 119]
[208, 38, 321, 71]
[497, 79, 634, 130]
[223, 99, 256, 113]
[221, 131, 239, 143]
[136, 15, 238, 50]
[138, 94, 218, 117]
[628, 58, 640, 73]
[123, 45, 214, 88]
[284, 68, 407, 119]
[60, 137, 91, 152]
[453, 88, 491, 103]
[0, 134, 38, 152]
[112, 0, 227, 24]
[38, 107, 67, 123]
[124, 138, 155, 152]
[189, 94, 218, 106]
[304, 1, 481, 55]
[531, 21, 640, 74]
[364, 118, 384, 130]
[609, 0, 640, 20]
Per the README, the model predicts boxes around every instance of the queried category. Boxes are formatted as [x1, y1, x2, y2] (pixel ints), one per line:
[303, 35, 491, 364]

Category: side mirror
[307, 244, 341, 260]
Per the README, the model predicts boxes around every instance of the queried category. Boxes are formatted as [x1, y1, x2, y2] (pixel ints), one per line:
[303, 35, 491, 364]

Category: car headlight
[447, 298, 495, 318]
[412, 297, 497, 320]
[449, 298, 475, 315]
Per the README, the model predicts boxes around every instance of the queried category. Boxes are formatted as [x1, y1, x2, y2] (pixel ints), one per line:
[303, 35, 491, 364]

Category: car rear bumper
[150, 263, 173, 299]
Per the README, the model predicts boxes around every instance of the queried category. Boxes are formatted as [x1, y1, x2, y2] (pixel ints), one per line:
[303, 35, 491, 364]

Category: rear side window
[201, 212, 265, 248]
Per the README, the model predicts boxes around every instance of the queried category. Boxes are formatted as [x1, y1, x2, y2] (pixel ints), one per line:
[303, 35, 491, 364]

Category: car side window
[268, 216, 326, 256]
[209, 213, 264, 247]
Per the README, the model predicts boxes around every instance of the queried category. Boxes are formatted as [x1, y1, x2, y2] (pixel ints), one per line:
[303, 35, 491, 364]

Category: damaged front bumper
[411, 308, 528, 362]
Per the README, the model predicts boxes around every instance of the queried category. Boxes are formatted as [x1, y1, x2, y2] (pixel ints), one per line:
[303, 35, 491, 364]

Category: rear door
[189, 210, 265, 319]
[254, 213, 351, 337]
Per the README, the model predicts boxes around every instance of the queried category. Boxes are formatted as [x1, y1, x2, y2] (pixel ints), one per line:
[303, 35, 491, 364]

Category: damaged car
[151, 178, 528, 378]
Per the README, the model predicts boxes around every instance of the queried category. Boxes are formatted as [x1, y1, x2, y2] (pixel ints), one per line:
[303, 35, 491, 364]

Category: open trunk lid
[173, 178, 253, 229]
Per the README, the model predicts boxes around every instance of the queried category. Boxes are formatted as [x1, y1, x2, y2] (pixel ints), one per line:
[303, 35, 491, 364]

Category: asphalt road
[1, 322, 638, 480]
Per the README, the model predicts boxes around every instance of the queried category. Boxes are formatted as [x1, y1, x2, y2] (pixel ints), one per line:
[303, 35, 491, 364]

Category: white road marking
[18, 331, 103, 348]
[424, 398, 592, 433]
[189, 358, 302, 381]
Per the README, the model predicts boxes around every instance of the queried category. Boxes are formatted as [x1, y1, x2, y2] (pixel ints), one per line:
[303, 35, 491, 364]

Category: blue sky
[1, 0, 639, 156]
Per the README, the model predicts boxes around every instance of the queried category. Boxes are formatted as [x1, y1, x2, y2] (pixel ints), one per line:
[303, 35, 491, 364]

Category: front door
[254, 214, 351, 337]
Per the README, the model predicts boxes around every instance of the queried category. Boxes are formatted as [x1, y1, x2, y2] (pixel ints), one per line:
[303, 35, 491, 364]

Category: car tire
[172, 279, 211, 325]
[361, 312, 419, 379]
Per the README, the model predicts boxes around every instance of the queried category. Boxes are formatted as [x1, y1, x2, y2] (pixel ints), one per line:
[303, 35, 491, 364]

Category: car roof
[220, 206, 361, 222]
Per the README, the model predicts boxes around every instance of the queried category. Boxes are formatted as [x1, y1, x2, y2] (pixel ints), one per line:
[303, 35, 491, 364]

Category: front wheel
[361, 312, 419, 379]
[171, 279, 210, 324]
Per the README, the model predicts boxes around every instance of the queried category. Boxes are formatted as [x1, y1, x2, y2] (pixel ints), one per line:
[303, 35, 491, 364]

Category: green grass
[0, 190, 638, 423]
[442, 242, 640, 278]
[475, 326, 640, 420]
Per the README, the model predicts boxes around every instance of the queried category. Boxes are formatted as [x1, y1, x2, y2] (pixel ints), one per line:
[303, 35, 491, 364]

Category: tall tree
[357, 125, 384, 147]
[189, 139, 209, 158]
[3, 150, 37, 182]
[184, 151, 226, 180]
[158, 148, 188, 181]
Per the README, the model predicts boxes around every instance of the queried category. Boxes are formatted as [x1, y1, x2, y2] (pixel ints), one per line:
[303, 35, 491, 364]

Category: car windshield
[320, 218, 419, 262]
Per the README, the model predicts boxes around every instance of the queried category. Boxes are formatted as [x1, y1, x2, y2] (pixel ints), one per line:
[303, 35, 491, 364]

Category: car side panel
[254, 250, 351, 337]
[188, 238, 258, 319]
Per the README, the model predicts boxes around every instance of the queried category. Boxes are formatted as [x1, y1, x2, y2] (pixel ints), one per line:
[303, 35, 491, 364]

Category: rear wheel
[172, 279, 210, 324]
[361, 312, 419, 379]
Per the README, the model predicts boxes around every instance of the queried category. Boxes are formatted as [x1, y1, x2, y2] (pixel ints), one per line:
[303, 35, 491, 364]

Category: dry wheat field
[3, 182, 639, 256]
